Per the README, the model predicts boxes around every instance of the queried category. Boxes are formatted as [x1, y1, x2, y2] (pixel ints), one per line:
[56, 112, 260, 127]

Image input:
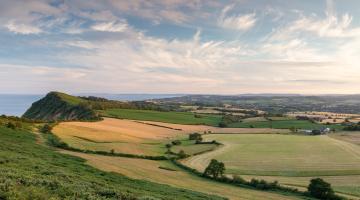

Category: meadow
[62, 150, 305, 200]
[183, 134, 360, 197]
[100, 108, 223, 126]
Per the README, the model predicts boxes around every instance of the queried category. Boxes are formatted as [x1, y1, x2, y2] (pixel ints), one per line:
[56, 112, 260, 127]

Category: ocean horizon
[0, 93, 184, 116]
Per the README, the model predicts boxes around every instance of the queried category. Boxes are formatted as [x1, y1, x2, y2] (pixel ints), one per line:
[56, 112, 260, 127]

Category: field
[171, 139, 219, 155]
[329, 131, 360, 145]
[227, 119, 343, 130]
[0, 126, 223, 200]
[53, 118, 290, 156]
[62, 150, 304, 200]
[183, 134, 360, 197]
[52, 118, 186, 156]
[100, 108, 223, 126]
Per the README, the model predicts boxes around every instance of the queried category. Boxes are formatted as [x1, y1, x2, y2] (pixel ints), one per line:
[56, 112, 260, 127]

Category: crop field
[227, 119, 344, 130]
[62, 150, 304, 200]
[184, 134, 360, 176]
[183, 134, 360, 197]
[53, 118, 291, 156]
[100, 108, 223, 126]
[52, 118, 187, 156]
[329, 132, 360, 145]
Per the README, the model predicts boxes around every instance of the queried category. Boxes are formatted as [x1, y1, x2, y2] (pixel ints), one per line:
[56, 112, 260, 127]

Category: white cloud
[218, 5, 257, 31]
[5, 21, 42, 34]
[91, 21, 128, 32]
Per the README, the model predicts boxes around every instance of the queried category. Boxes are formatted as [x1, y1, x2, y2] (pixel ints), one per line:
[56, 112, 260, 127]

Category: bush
[189, 133, 202, 140]
[178, 150, 188, 159]
[171, 140, 181, 145]
[40, 124, 53, 133]
[218, 122, 227, 128]
[307, 178, 342, 200]
[6, 122, 16, 130]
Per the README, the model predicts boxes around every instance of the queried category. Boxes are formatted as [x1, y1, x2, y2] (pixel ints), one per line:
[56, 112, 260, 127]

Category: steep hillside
[23, 92, 100, 121]
[0, 122, 223, 199]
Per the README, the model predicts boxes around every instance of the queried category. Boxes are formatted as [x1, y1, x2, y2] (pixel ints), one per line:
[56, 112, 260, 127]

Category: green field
[101, 108, 222, 126]
[228, 119, 344, 130]
[0, 126, 225, 200]
[183, 134, 360, 197]
[171, 139, 218, 155]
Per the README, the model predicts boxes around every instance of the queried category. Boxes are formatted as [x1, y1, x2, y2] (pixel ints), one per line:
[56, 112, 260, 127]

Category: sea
[0, 94, 184, 117]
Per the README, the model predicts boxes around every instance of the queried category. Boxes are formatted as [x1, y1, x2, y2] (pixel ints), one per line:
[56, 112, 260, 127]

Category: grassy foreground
[100, 108, 222, 126]
[0, 126, 224, 200]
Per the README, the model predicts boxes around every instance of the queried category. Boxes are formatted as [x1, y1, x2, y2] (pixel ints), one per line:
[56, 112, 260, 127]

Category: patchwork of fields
[53, 118, 289, 156]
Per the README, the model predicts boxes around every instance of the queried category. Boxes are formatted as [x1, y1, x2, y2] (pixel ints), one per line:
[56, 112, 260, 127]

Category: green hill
[22, 92, 100, 121]
[0, 120, 223, 200]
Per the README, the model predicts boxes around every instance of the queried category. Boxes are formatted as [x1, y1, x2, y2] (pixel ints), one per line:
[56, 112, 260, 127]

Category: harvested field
[183, 134, 360, 176]
[53, 118, 289, 156]
[182, 134, 360, 197]
[61, 150, 304, 200]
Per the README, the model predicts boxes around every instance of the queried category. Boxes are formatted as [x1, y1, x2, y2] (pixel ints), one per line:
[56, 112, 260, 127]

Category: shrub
[178, 150, 188, 159]
[171, 140, 181, 145]
[5, 122, 16, 130]
[189, 133, 202, 140]
[40, 124, 53, 133]
[307, 178, 342, 200]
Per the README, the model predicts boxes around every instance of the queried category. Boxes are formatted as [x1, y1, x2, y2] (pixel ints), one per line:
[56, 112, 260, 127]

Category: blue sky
[0, 0, 359, 94]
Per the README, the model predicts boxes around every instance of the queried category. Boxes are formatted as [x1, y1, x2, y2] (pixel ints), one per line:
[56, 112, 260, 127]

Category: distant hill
[22, 92, 100, 121]
[156, 94, 360, 114]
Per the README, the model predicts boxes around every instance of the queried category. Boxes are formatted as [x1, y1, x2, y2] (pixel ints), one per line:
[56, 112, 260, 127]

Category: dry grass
[61, 150, 303, 200]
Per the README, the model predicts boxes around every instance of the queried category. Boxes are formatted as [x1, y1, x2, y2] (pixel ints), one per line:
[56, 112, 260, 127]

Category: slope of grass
[101, 108, 222, 126]
[23, 91, 99, 121]
[228, 120, 343, 130]
[62, 151, 305, 200]
[0, 126, 224, 200]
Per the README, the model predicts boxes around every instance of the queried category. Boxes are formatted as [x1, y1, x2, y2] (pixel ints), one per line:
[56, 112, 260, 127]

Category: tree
[178, 150, 188, 159]
[203, 159, 225, 179]
[40, 124, 52, 133]
[189, 133, 202, 140]
[307, 178, 340, 200]
[171, 140, 181, 145]
[6, 122, 16, 130]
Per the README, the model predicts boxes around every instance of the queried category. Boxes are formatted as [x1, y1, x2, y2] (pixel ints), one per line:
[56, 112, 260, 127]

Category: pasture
[62, 151, 304, 200]
[100, 108, 223, 126]
[183, 134, 360, 197]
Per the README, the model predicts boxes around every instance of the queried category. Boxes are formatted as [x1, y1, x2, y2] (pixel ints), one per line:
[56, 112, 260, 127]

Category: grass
[183, 134, 360, 197]
[100, 108, 222, 126]
[0, 126, 224, 200]
[53, 91, 85, 105]
[171, 139, 218, 155]
[62, 151, 305, 200]
[228, 119, 344, 130]
[185, 134, 360, 176]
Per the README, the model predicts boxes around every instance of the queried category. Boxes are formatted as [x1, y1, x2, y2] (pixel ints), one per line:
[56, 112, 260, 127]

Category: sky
[0, 0, 359, 95]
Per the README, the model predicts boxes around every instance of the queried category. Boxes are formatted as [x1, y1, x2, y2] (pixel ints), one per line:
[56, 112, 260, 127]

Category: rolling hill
[22, 92, 100, 121]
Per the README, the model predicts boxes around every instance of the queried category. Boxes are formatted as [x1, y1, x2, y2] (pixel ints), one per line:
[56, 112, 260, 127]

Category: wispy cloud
[91, 20, 128, 32]
[5, 21, 42, 34]
[218, 4, 257, 31]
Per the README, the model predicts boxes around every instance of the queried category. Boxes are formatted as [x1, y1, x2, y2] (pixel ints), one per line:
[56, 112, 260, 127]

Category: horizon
[0, 0, 359, 94]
